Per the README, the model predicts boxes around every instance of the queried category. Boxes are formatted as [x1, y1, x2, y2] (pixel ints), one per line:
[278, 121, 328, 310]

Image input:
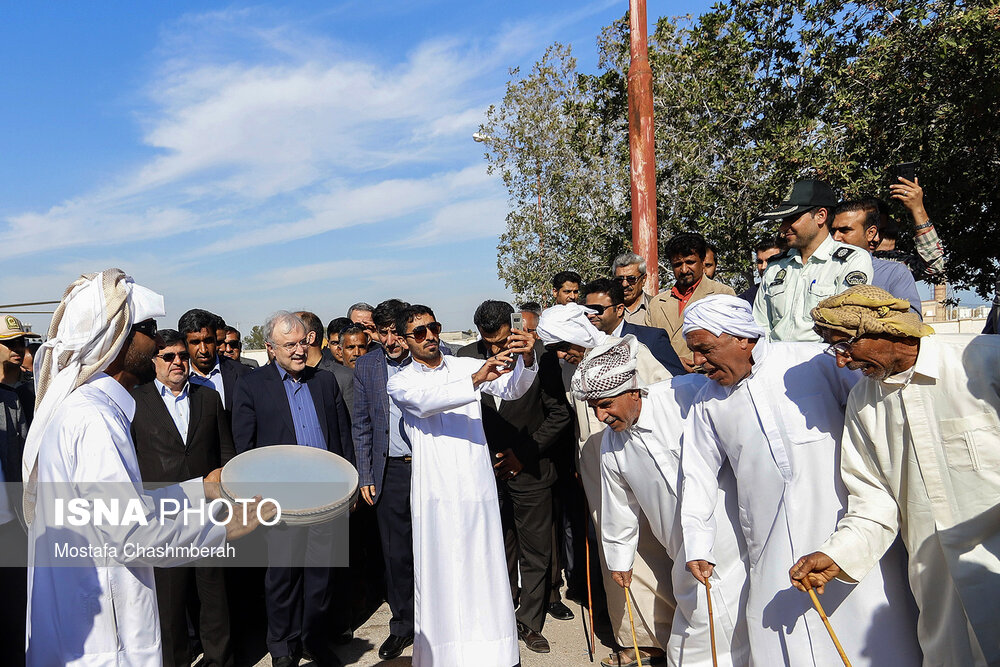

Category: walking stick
[705, 580, 718, 667]
[585, 528, 595, 662]
[624, 586, 643, 667]
[807, 587, 853, 667]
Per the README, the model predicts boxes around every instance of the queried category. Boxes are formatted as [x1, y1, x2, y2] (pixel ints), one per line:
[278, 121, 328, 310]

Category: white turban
[22, 269, 165, 523]
[536, 303, 608, 348]
[571, 335, 643, 400]
[682, 294, 766, 340]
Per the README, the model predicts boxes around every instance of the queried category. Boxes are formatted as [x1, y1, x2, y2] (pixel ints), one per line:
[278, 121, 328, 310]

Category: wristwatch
[914, 220, 934, 231]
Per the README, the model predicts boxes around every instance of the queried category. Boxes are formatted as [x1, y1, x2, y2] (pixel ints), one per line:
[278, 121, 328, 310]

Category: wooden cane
[705, 580, 718, 667]
[585, 531, 596, 662]
[807, 587, 853, 667]
[624, 585, 643, 667]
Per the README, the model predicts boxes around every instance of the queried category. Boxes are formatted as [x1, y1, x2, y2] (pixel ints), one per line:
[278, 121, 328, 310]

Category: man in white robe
[791, 285, 1000, 666]
[537, 304, 675, 667]
[22, 270, 267, 667]
[386, 304, 537, 667]
[571, 335, 750, 667]
[680, 295, 921, 667]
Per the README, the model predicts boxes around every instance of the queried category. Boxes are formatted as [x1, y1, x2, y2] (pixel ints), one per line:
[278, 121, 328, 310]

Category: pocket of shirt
[939, 411, 1000, 471]
[807, 281, 837, 299]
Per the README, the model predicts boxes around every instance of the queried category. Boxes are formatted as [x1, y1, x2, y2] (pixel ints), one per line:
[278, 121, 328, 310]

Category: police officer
[752, 179, 873, 341]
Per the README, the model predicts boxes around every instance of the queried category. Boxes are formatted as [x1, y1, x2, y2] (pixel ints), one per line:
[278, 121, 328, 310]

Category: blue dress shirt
[277, 366, 326, 449]
[386, 357, 412, 457]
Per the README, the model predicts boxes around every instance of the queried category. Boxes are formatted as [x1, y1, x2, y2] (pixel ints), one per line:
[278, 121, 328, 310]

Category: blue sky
[2, 0, 718, 335]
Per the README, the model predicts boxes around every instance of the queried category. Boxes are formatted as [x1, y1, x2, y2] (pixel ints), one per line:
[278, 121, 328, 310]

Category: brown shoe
[516, 622, 551, 653]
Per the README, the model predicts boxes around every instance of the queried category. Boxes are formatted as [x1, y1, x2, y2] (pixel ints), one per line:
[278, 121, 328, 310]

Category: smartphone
[505, 312, 524, 369]
[893, 161, 918, 183]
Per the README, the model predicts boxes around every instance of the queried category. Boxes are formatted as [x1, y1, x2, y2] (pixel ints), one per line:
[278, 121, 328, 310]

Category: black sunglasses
[544, 341, 572, 353]
[131, 319, 158, 339]
[616, 274, 645, 285]
[157, 351, 190, 363]
[222, 339, 242, 349]
[404, 322, 442, 342]
[584, 304, 611, 315]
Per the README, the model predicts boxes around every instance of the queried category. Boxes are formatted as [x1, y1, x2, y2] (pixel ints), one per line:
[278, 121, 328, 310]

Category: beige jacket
[647, 277, 736, 364]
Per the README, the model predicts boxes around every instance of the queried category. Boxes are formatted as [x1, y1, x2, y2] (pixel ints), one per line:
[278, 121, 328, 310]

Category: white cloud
[396, 197, 509, 247]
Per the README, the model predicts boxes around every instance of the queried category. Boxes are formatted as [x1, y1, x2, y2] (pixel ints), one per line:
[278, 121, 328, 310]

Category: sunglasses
[157, 351, 190, 363]
[616, 274, 645, 285]
[131, 319, 158, 339]
[584, 304, 612, 315]
[544, 341, 572, 353]
[404, 322, 442, 342]
[222, 339, 242, 349]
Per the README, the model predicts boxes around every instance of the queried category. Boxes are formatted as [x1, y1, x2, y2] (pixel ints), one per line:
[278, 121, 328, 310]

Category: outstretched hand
[789, 551, 842, 595]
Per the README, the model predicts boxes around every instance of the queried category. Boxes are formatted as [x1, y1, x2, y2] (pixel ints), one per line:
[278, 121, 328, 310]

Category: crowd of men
[0, 174, 997, 667]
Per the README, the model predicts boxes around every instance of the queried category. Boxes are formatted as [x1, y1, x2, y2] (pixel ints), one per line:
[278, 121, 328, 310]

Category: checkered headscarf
[571, 335, 643, 400]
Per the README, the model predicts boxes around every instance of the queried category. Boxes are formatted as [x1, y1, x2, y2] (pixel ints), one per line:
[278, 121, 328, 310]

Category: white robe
[680, 340, 922, 667]
[821, 334, 1000, 666]
[600, 375, 750, 667]
[387, 354, 537, 667]
[26, 374, 227, 667]
[564, 345, 677, 649]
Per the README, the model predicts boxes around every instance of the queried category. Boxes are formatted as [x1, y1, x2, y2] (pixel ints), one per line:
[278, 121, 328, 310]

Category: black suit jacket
[130, 382, 236, 483]
[457, 340, 571, 490]
[0, 385, 27, 525]
[231, 362, 354, 464]
[620, 321, 684, 376]
[219, 355, 250, 412]
[316, 349, 356, 422]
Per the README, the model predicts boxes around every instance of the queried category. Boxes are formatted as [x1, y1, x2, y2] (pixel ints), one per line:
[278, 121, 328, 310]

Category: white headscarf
[682, 294, 766, 340]
[536, 303, 608, 348]
[22, 269, 165, 523]
[571, 335, 643, 400]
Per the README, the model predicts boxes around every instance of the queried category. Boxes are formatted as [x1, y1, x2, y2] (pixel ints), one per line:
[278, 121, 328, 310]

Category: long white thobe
[821, 334, 1000, 666]
[601, 376, 750, 667]
[564, 343, 676, 649]
[387, 354, 537, 667]
[26, 374, 227, 667]
[681, 340, 921, 667]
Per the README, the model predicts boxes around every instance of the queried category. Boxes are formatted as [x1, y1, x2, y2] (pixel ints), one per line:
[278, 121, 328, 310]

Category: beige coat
[647, 277, 735, 364]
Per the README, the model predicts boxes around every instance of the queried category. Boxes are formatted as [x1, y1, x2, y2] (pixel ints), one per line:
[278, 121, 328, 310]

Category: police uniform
[753, 234, 873, 341]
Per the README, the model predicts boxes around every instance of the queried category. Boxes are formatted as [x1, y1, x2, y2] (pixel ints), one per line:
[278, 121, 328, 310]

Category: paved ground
[251, 601, 614, 667]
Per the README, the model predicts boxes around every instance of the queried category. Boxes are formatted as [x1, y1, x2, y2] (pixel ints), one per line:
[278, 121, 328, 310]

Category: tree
[243, 325, 266, 350]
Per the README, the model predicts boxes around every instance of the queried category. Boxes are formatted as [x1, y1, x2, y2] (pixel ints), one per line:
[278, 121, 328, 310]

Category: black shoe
[333, 629, 353, 645]
[272, 656, 298, 667]
[378, 633, 414, 660]
[547, 600, 575, 620]
[517, 622, 551, 653]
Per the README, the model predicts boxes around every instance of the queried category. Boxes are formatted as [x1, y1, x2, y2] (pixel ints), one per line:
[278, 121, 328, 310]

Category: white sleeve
[483, 355, 538, 401]
[600, 439, 641, 572]
[387, 368, 478, 419]
[679, 399, 727, 565]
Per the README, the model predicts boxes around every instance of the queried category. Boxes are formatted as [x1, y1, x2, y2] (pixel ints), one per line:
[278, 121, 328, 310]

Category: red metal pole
[627, 0, 659, 293]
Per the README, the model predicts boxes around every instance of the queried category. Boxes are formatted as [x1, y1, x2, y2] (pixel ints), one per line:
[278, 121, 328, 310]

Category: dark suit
[0, 386, 27, 667]
[620, 320, 684, 376]
[316, 349, 356, 421]
[130, 381, 235, 667]
[457, 340, 571, 632]
[191, 355, 251, 414]
[232, 363, 353, 664]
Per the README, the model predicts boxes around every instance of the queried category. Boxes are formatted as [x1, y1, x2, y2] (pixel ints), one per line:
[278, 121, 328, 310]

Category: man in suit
[179, 309, 250, 413]
[232, 311, 354, 667]
[646, 232, 736, 370]
[354, 298, 424, 660]
[583, 278, 684, 376]
[130, 328, 236, 667]
[457, 300, 571, 654]
[221, 326, 259, 368]
[317, 322, 369, 421]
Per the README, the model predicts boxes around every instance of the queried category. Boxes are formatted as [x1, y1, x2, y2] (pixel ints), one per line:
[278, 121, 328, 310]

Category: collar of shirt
[793, 234, 837, 266]
[883, 335, 938, 385]
[275, 365, 304, 383]
[386, 352, 411, 368]
[412, 357, 446, 374]
[84, 373, 136, 422]
[624, 292, 649, 315]
[670, 278, 701, 303]
[154, 378, 189, 399]
[735, 336, 772, 389]
[612, 319, 625, 338]
[630, 396, 656, 434]
[191, 356, 222, 379]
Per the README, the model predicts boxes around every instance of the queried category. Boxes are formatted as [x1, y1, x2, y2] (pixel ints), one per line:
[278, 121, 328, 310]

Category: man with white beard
[536, 304, 674, 667]
[679, 295, 920, 666]
[571, 336, 750, 666]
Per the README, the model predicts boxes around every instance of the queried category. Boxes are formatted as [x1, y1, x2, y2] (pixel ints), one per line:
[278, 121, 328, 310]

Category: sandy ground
[250, 600, 614, 667]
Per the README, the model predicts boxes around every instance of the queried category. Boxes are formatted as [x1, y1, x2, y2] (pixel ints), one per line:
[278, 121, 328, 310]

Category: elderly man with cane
[679, 295, 920, 667]
[570, 335, 750, 666]
[791, 285, 1000, 666]
[537, 304, 674, 667]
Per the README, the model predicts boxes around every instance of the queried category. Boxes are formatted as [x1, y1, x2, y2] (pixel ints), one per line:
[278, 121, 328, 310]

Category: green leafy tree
[243, 325, 266, 350]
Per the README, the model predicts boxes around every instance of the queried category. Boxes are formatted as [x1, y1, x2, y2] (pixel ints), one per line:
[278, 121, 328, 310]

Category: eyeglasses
[616, 274, 645, 285]
[823, 335, 860, 358]
[272, 339, 310, 352]
[404, 322, 442, 342]
[131, 319, 158, 339]
[157, 351, 190, 363]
